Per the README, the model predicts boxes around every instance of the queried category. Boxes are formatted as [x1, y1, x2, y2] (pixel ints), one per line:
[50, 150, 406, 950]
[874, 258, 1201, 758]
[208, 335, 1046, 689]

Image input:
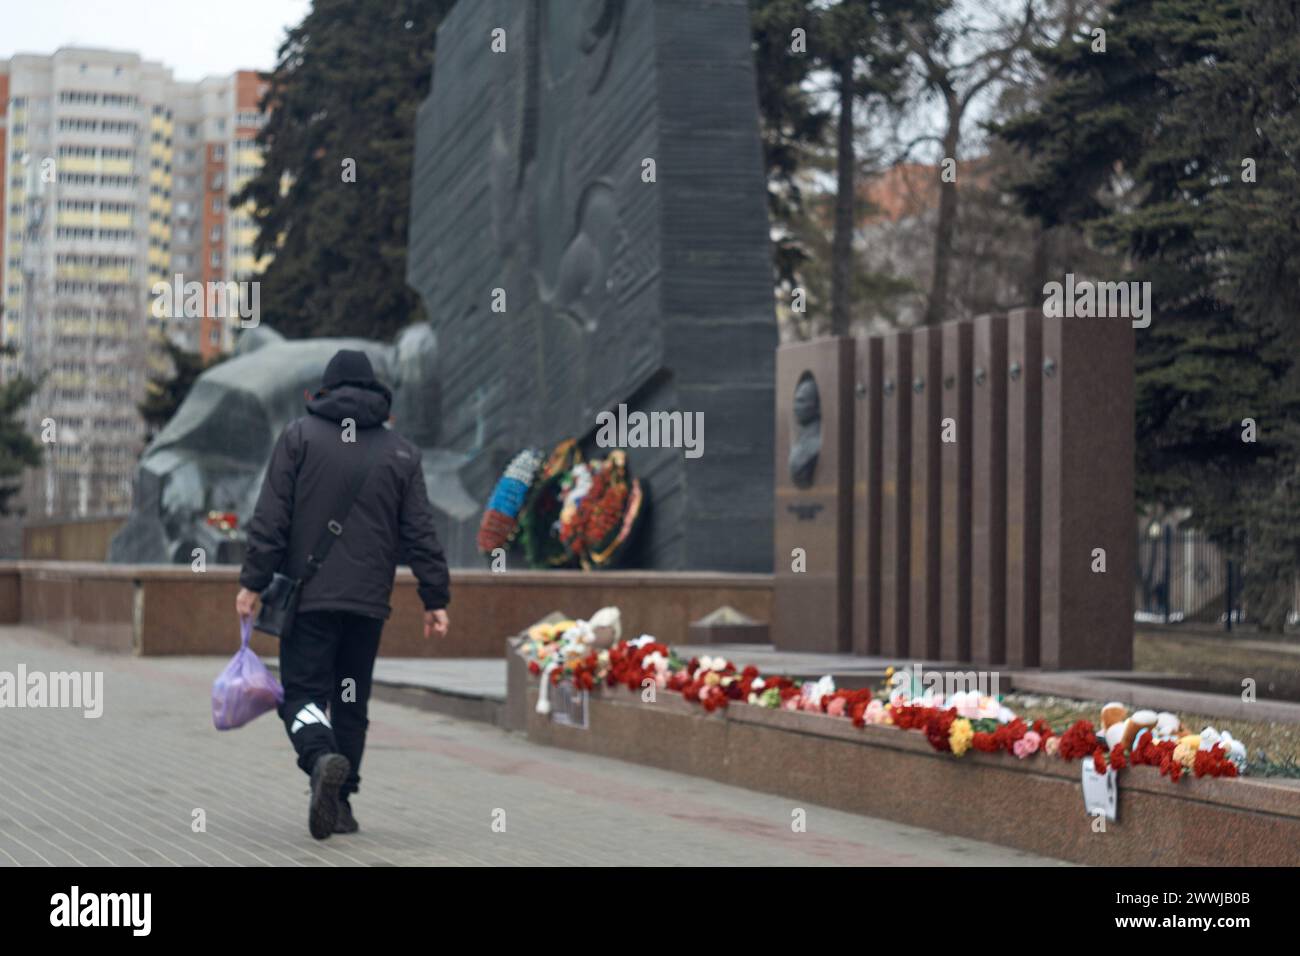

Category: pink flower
[1013, 731, 1042, 759]
[827, 698, 847, 718]
[783, 697, 801, 712]
[864, 699, 887, 724]
[1043, 735, 1060, 757]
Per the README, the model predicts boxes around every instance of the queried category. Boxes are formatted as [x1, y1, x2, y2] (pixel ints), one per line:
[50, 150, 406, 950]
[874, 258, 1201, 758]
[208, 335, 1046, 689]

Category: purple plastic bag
[212, 618, 284, 730]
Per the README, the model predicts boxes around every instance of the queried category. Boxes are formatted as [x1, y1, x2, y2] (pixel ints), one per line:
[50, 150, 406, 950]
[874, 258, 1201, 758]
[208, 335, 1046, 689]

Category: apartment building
[166, 69, 268, 359]
[0, 49, 268, 520]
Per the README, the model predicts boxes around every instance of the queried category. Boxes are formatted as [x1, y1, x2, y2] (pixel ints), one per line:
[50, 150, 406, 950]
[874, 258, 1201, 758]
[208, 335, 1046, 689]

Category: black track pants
[277, 609, 384, 798]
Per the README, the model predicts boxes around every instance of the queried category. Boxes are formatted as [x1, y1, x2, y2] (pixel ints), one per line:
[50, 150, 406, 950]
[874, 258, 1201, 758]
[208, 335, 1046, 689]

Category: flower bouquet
[519, 615, 1253, 788]
[517, 439, 583, 568]
[477, 447, 544, 556]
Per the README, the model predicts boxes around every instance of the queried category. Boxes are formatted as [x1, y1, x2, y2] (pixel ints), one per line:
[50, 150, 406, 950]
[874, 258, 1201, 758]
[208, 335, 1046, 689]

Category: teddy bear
[1101, 703, 1157, 749]
[1101, 703, 1191, 751]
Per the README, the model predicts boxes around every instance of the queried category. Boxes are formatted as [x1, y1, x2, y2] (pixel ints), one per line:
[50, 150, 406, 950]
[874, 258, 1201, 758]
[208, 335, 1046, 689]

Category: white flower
[809, 674, 835, 705]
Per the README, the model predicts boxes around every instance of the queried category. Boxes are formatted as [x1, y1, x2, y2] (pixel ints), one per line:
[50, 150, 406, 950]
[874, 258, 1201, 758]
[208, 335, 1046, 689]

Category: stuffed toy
[1102, 703, 1198, 755]
[1100, 703, 1159, 750]
[1173, 734, 1202, 768]
[534, 607, 623, 714]
[586, 606, 622, 648]
[1153, 711, 1187, 741]
[1198, 726, 1248, 770]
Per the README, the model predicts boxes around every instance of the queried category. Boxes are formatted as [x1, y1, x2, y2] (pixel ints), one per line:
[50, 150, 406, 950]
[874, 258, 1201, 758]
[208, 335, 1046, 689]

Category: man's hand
[424, 608, 449, 640]
[235, 587, 259, 621]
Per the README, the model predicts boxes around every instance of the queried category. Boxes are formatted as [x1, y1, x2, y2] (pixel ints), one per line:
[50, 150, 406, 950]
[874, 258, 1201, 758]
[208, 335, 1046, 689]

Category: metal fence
[1134, 523, 1298, 630]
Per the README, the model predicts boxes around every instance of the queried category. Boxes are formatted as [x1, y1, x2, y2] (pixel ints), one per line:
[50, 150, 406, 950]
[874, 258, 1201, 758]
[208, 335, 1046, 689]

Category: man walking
[235, 349, 451, 840]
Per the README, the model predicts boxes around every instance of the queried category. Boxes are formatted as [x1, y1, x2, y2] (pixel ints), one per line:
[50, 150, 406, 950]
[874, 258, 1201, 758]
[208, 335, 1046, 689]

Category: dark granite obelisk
[406, 0, 776, 569]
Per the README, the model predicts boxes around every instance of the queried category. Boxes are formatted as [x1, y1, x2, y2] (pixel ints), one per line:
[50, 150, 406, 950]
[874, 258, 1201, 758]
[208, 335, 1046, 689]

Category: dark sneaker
[308, 753, 351, 840]
[334, 800, 359, 834]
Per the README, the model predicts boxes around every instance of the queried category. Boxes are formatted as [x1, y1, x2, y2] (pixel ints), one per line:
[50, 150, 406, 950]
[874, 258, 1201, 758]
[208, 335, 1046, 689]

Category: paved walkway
[0, 627, 1064, 866]
[356, 657, 505, 700]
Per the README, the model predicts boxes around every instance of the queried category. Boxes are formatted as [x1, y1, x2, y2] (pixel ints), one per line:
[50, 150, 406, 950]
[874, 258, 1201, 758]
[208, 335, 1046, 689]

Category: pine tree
[1000, 0, 1300, 628]
[233, 0, 457, 341]
[0, 345, 44, 516]
[751, 0, 829, 291]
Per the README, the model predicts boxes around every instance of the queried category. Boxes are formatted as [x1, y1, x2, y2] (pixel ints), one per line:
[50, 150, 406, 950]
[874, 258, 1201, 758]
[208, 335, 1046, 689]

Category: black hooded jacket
[238, 382, 451, 618]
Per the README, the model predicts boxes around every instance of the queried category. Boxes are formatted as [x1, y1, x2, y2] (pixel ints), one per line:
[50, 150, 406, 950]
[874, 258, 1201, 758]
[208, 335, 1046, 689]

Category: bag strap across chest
[302, 431, 380, 583]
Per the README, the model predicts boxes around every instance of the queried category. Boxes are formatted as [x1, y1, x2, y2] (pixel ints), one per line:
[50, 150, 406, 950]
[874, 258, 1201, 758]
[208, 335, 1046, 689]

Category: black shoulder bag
[253, 442, 378, 639]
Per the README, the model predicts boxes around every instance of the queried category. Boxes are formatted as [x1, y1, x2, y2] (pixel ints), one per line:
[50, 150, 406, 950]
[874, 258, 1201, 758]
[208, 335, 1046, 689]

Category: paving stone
[0, 626, 1064, 866]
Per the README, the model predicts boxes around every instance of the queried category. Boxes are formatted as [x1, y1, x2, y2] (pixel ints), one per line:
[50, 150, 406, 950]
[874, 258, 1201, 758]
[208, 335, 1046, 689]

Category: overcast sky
[0, 0, 312, 80]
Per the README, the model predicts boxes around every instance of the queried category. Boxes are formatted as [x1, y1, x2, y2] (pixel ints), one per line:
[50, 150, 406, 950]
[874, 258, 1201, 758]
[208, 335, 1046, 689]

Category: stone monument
[773, 309, 1135, 670]
[109, 325, 477, 565]
[406, 0, 776, 570]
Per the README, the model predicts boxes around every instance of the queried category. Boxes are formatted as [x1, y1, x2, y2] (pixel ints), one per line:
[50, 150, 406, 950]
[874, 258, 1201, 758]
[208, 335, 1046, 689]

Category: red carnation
[1192, 745, 1240, 779]
[993, 717, 1028, 753]
[1108, 743, 1127, 770]
[1058, 720, 1100, 761]
[924, 708, 957, 753]
[893, 704, 936, 732]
